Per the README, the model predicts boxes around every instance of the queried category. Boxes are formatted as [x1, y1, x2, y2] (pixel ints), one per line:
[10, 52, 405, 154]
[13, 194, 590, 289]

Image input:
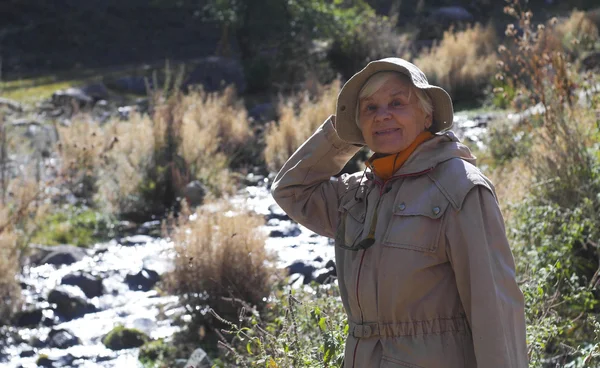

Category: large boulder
[15, 308, 43, 327]
[429, 6, 474, 23]
[28, 244, 87, 267]
[47, 287, 97, 320]
[102, 325, 149, 350]
[61, 272, 104, 299]
[184, 57, 246, 93]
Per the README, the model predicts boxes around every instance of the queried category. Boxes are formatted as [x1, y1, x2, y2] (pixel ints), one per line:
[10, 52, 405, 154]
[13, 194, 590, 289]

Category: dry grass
[555, 9, 599, 55]
[0, 178, 49, 323]
[0, 228, 20, 323]
[414, 23, 498, 102]
[264, 79, 340, 172]
[56, 86, 251, 215]
[165, 202, 278, 322]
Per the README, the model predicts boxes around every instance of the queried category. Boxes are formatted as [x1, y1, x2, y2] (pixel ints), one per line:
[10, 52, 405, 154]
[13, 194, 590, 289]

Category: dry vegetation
[264, 79, 341, 172]
[56, 85, 251, 215]
[414, 23, 498, 102]
[165, 202, 279, 323]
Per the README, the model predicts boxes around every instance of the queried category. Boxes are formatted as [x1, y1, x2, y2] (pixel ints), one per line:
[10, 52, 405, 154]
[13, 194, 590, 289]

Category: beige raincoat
[272, 116, 528, 368]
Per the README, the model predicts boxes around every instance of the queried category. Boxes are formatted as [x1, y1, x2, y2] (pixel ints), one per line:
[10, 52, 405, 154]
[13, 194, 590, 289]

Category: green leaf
[318, 317, 327, 332]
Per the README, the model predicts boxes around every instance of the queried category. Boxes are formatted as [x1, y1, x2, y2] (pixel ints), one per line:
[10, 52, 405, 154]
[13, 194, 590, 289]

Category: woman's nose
[374, 107, 391, 122]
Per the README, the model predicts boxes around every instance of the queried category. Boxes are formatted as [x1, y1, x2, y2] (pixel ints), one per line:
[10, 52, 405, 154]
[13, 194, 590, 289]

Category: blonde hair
[355, 71, 433, 126]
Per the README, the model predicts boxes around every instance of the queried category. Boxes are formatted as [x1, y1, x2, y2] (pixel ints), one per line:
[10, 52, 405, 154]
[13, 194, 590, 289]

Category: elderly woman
[271, 58, 528, 368]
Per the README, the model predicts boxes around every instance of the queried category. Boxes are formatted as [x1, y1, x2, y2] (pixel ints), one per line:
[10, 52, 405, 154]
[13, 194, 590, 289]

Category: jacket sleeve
[271, 116, 362, 238]
[445, 186, 528, 368]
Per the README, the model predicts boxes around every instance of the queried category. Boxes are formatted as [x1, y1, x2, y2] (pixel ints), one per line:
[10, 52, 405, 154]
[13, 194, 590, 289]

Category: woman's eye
[391, 100, 404, 107]
[365, 104, 377, 112]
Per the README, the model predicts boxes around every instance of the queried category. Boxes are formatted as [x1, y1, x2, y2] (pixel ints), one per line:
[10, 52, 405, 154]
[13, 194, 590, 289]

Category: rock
[430, 6, 474, 23]
[0, 97, 23, 112]
[47, 287, 97, 321]
[47, 328, 82, 349]
[36, 356, 54, 367]
[582, 52, 600, 71]
[29, 244, 87, 267]
[61, 273, 104, 299]
[79, 82, 110, 101]
[10, 118, 42, 127]
[139, 220, 162, 237]
[102, 325, 149, 350]
[183, 180, 207, 207]
[287, 261, 316, 284]
[243, 173, 266, 187]
[248, 103, 276, 123]
[119, 235, 153, 246]
[125, 268, 160, 292]
[269, 223, 301, 238]
[15, 308, 43, 327]
[325, 259, 336, 271]
[185, 347, 212, 368]
[267, 203, 290, 221]
[52, 87, 94, 108]
[315, 268, 336, 284]
[19, 349, 35, 357]
[184, 57, 246, 94]
[313, 256, 324, 263]
[110, 76, 151, 95]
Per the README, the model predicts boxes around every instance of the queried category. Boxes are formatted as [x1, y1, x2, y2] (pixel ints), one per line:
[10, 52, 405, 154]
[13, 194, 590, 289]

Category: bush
[57, 84, 252, 218]
[414, 23, 498, 104]
[0, 229, 20, 324]
[165, 201, 278, 328]
[216, 284, 347, 367]
[264, 79, 340, 172]
[491, 2, 600, 364]
[328, 14, 413, 80]
[138, 339, 178, 368]
[30, 206, 112, 247]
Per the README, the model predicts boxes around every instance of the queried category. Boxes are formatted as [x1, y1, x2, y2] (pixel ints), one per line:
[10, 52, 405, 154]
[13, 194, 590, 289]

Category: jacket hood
[392, 130, 475, 177]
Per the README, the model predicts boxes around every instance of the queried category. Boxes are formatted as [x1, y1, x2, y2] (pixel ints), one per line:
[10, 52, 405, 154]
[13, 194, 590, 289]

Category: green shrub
[31, 206, 113, 247]
[138, 339, 178, 368]
[102, 325, 149, 350]
[215, 284, 347, 367]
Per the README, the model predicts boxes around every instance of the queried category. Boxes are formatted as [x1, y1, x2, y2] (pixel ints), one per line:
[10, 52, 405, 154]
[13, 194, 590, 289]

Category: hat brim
[335, 58, 454, 145]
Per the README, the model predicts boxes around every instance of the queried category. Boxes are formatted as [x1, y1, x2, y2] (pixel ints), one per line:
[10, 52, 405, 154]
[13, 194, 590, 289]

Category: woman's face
[358, 76, 432, 154]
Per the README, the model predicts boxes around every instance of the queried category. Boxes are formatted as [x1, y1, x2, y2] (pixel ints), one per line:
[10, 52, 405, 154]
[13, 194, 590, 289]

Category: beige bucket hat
[335, 57, 454, 145]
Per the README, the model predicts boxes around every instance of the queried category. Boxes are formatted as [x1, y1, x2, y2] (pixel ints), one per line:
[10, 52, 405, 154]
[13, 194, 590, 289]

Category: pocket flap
[391, 186, 449, 219]
[338, 196, 366, 223]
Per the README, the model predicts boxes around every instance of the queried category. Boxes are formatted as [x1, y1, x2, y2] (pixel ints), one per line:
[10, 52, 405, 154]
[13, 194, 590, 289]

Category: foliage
[491, 2, 600, 365]
[57, 71, 250, 218]
[204, 0, 379, 92]
[30, 206, 113, 247]
[414, 23, 498, 105]
[164, 201, 279, 332]
[102, 325, 149, 350]
[484, 119, 532, 167]
[138, 339, 178, 368]
[264, 79, 341, 172]
[215, 284, 348, 367]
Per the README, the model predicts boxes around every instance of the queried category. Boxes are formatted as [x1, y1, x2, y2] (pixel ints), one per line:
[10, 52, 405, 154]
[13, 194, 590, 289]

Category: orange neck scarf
[366, 131, 433, 180]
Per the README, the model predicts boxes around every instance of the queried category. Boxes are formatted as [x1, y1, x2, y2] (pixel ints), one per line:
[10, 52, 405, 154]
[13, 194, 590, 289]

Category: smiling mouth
[374, 128, 400, 136]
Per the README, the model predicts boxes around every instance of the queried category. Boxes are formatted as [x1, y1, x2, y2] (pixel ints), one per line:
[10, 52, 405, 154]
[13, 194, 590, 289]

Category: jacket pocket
[380, 356, 424, 368]
[335, 196, 366, 247]
[382, 187, 449, 253]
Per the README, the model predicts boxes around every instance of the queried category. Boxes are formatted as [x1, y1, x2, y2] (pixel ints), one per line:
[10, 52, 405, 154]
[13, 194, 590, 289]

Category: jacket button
[433, 206, 441, 215]
[397, 203, 406, 211]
